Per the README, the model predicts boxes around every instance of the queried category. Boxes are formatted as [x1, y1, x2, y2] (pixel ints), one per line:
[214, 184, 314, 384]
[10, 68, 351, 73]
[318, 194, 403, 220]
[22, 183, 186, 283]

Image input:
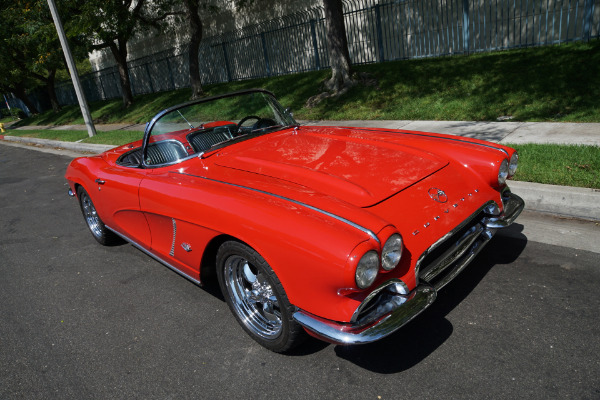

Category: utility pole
[47, 0, 96, 137]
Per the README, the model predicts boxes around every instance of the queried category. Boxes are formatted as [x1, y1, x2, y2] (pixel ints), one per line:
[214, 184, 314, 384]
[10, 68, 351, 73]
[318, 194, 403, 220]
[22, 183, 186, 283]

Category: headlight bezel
[355, 251, 379, 289]
[497, 158, 509, 186]
[508, 152, 518, 177]
[381, 233, 403, 271]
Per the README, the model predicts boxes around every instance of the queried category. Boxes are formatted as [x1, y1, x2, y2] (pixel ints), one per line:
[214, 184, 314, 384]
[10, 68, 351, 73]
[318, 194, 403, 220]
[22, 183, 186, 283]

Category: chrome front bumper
[293, 191, 525, 346]
[293, 284, 436, 345]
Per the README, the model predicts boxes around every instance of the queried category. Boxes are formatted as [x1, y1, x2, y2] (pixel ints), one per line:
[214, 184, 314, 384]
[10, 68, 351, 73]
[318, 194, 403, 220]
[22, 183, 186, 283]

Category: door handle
[95, 179, 106, 185]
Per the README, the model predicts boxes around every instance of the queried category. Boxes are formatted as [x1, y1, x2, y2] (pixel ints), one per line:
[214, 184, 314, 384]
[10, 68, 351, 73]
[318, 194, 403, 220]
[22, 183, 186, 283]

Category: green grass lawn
[15, 40, 600, 128]
[0, 116, 17, 125]
[508, 143, 600, 189]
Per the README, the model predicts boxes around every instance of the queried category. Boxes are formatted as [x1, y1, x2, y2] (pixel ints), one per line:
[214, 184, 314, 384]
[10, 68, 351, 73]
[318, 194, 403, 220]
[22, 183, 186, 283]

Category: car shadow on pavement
[332, 223, 528, 372]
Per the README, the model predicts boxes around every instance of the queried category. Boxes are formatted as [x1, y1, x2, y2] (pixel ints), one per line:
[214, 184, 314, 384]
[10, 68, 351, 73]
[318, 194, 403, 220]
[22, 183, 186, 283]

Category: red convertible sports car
[66, 89, 524, 352]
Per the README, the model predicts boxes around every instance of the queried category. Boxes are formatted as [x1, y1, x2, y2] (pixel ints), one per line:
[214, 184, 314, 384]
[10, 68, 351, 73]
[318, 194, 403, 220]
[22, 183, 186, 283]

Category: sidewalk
[2, 120, 599, 222]
[6, 120, 600, 145]
[301, 120, 600, 146]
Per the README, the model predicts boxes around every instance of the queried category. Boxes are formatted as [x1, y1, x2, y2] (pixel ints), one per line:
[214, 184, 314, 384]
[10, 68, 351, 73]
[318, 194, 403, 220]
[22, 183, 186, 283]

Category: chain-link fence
[27, 0, 600, 113]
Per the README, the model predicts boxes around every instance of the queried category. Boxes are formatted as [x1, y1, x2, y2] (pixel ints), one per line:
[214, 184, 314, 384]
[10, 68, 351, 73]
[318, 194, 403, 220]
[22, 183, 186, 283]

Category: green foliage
[0, 107, 25, 119]
[55, 59, 93, 82]
[69, 0, 182, 106]
[1, 2, 58, 81]
[0, 110, 17, 122]
[0, 0, 89, 108]
[71, 0, 179, 50]
[507, 143, 600, 189]
[12, 108, 27, 119]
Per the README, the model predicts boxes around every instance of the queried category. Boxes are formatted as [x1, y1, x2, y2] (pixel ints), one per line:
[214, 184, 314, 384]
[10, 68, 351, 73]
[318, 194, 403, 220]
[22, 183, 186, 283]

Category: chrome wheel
[223, 255, 283, 339]
[80, 191, 103, 239]
[77, 187, 121, 246]
[217, 241, 305, 352]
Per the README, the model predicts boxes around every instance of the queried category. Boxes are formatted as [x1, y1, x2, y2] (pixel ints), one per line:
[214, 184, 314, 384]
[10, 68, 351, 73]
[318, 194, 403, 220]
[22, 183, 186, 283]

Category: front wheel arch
[76, 186, 122, 246]
[216, 240, 306, 352]
[199, 234, 237, 287]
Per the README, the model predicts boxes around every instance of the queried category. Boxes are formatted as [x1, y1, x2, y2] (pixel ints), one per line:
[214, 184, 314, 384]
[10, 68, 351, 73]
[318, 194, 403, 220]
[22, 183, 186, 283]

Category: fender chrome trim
[170, 171, 380, 243]
[105, 225, 201, 285]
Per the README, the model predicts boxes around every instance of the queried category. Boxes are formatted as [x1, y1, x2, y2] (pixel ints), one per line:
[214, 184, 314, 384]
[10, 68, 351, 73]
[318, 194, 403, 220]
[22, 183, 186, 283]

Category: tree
[73, 0, 177, 107]
[322, 0, 353, 93]
[181, 1, 250, 100]
[0, 33, 39, 114]
[0, 0, 81, 113]
[15, 0, 70, 112]
[306, 0, 354, 107]
[183, 0, 205, 99]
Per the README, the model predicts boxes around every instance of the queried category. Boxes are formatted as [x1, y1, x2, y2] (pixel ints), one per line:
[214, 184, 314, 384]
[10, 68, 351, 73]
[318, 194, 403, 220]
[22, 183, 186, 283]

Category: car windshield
[145, 91, 296, 164]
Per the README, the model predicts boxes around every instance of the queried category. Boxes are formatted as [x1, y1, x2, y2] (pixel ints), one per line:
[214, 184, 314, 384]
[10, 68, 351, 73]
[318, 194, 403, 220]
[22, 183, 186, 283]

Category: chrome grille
[416, 201, 496, 290]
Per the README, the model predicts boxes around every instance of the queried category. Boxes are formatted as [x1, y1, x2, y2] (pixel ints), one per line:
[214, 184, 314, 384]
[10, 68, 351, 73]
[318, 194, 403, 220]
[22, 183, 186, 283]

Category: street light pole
[47, 0, 96, 137]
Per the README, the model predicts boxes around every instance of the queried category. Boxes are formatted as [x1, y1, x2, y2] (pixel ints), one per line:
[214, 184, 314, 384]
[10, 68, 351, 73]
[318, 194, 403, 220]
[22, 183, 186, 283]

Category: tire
[216, 241, 305, 352]
[77, 187, 121, 246]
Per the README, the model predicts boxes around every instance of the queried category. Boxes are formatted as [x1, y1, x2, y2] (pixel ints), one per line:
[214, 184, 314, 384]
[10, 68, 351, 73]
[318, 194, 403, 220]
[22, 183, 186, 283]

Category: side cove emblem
[428, 187, 448, 203]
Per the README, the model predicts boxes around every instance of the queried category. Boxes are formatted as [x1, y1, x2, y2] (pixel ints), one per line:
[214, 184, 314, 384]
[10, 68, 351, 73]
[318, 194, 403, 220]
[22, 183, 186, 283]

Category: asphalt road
[1, 144, 599, 399]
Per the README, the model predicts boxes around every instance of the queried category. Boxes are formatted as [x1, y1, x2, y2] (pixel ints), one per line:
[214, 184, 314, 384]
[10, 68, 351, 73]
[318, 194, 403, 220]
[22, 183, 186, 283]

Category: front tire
[216, 241, 305, 352]
[77, 187, 121, 246]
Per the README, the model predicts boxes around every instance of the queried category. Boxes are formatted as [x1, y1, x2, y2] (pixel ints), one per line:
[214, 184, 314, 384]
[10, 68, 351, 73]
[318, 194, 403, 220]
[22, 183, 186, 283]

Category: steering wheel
[236, 115, 261, 132]
[237, 116, 278, 133]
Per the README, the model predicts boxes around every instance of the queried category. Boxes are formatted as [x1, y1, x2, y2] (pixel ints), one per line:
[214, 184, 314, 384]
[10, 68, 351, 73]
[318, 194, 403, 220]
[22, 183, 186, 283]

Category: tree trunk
[185, 0, 204, 100]
[323, 0, 352, 93]
[46, 69, 62, 112]
[109, 39, 134, 108]
[11, 83, 39, 115]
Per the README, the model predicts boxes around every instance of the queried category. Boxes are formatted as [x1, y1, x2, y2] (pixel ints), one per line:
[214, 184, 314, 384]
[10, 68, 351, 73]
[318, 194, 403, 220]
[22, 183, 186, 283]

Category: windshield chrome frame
[141, 89, 297, 168]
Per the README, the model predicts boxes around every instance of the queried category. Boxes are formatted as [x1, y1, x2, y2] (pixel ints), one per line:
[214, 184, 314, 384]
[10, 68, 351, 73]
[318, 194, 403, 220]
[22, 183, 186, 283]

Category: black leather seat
[188, 126, 235, 152]
[118, 141, 187, 167]
[146, 141, 188, 165]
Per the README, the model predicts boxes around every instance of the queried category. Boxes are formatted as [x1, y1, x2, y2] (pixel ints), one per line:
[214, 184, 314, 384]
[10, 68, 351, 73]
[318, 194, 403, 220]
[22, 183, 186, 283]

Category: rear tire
[77, 187, 121, 246]
[216, 241, 305, 352]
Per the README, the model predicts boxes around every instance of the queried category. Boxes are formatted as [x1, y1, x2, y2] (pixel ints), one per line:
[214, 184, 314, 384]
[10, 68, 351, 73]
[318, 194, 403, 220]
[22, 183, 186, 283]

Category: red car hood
[210, 127, 449, 207]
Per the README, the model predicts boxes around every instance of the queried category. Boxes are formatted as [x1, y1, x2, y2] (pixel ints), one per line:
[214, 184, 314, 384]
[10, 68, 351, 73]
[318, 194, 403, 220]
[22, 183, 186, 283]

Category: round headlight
[355, 251, 379, 289]
[498, 159, 509, 186]
[382, 234, 403, 271]
[508, 152, 518, 176]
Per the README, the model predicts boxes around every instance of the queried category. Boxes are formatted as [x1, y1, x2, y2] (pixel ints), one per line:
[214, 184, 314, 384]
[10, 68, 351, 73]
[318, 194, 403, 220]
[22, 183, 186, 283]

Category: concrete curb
[508, 181, 600, 222]
[2, 133, 599, 222]
[0, 135, 115, 154]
